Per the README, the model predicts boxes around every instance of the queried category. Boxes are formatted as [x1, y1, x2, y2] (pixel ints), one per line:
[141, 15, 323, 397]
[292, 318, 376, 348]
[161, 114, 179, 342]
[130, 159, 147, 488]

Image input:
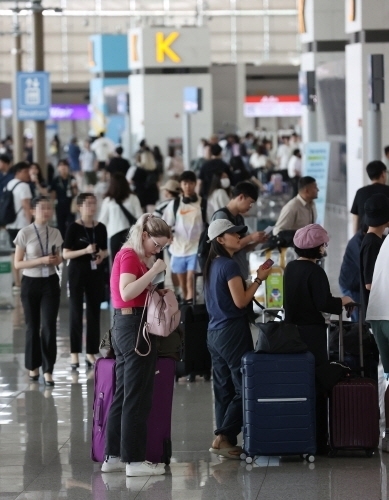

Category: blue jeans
[207, 316, 253, 445]
[105, 311, 157, 463]
[340, 287, 360, 323]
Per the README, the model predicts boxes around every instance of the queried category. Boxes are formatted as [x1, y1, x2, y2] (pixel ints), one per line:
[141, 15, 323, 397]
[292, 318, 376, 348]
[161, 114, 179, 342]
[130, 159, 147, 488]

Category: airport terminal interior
[1, 0, 389, 498]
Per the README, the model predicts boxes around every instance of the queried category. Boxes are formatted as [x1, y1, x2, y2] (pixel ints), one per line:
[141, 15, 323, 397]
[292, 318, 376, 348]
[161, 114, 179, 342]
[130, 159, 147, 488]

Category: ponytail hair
[122, 213, 171, 260]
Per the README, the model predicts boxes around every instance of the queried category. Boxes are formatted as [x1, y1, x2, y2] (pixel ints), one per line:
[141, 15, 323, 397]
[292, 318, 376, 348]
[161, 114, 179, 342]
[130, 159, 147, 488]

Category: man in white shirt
[5, 162, 32, 289]
[90, 132, 115, 169]
[287, 149, 302, 196]
[273, 176, 318, 236]
[365, 234, 389, 452]
[80, 140, 98, 186]
[276, 136, 292, 171]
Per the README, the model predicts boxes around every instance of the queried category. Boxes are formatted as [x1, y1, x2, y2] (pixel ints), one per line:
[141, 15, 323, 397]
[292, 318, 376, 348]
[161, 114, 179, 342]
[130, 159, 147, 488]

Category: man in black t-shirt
[106, 146, 130, 176]
[351, 160, 389, 233]
[359, 193, 389, 321]
[198, 143, 232, 199]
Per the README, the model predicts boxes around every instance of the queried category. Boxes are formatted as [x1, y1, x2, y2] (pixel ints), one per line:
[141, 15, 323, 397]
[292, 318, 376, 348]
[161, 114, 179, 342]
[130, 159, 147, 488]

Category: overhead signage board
[17, 72, 51, 121]
[244, 95, 302, 118]
[129, 27, 210, 70]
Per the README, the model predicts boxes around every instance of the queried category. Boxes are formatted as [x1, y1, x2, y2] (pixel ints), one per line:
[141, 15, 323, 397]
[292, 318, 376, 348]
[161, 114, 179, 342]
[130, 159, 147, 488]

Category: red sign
[244, 95, 302, 117]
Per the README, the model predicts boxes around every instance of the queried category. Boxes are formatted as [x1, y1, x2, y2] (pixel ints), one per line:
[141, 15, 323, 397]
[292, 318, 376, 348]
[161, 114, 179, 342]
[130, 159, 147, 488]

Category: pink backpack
[136, 287, 181, 356]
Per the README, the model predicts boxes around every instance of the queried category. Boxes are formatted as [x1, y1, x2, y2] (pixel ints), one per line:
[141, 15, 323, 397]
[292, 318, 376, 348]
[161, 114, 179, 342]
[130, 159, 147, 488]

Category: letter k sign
[156, 32, 181, 63]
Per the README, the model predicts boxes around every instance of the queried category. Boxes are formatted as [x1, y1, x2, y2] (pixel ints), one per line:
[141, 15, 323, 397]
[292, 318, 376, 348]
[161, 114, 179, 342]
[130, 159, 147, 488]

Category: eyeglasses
[148, 234, 168, 252]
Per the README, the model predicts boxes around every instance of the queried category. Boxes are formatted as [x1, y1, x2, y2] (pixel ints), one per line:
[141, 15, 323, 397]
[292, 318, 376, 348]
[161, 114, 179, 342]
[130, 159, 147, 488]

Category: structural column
[11, 12, 24, 163]
[345, 0, 389, 217]
[299, 0, 347, 144]
[31, 0, 46, 175]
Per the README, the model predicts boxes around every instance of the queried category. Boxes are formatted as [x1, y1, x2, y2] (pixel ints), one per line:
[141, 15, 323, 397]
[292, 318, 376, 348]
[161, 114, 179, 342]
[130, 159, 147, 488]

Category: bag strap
[253, 298, 283, 320]
[200, 197, 207, 225]
[135, 285, 157, 357]
[10, 181, 23, 193]
[116, 201, 137, 226]
[173, 196, 180, 221]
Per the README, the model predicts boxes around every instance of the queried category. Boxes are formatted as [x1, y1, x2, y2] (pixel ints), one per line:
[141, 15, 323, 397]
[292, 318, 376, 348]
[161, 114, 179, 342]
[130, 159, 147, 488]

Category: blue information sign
[17, 72, 51, 121]
[303, 142, 331, 227]
[183, 87, 202, 113]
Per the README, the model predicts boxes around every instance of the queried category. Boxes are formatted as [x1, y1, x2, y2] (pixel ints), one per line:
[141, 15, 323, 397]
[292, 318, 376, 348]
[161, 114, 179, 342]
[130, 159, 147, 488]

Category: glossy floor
[0, 294, 387, 500]
[0, 205, 382, 500]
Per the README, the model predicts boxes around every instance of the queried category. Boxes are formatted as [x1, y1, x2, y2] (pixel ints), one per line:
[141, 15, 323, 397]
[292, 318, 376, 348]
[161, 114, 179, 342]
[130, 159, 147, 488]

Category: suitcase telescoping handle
[339, 302, 364, 377]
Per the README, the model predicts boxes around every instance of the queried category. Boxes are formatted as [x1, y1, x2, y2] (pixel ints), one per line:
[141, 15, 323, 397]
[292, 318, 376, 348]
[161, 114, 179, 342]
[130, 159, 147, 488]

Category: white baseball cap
[207, 219, 247, 243]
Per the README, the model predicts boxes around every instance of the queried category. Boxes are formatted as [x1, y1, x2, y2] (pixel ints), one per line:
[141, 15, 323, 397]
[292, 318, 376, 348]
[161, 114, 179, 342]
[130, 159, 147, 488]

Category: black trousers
[21, 274, 61, 374]
[298, 324, 329, 451]
[105, 312, 157, 463]
[68, 262, 104, 355]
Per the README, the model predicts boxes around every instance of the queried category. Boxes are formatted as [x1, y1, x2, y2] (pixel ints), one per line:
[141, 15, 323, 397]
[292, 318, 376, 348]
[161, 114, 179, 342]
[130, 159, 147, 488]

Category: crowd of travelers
[2, 129, 389, 475]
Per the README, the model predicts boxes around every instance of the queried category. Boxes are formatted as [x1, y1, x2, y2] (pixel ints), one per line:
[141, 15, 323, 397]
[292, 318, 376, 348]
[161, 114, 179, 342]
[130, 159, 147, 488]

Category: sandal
[209, 446, 242, 460]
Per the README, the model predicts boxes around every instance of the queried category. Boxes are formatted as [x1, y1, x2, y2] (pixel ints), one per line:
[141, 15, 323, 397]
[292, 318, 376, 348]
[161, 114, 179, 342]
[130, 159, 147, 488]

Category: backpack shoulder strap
[200, 197, 207, 224]
[173, 196, 180, 221]
[9, 181, 23, 193]
[213, 206, 233, 223]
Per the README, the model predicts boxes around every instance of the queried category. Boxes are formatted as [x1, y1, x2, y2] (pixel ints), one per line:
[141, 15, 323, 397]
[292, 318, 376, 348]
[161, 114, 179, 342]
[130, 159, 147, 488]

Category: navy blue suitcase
[241, 351, 316, 463]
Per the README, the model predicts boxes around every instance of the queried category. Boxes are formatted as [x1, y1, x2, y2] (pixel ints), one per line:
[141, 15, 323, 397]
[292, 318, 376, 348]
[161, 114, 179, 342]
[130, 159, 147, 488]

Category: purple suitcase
[91, 357, 116, 463]
[145, 357, 176, 464]
[91, 357, 176, 464]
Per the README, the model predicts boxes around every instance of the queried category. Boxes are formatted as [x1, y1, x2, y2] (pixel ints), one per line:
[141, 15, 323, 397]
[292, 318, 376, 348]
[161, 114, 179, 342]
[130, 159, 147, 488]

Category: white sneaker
[126, 461, 166, 477]
[382, 436, 389, 452]
[101, 456, 126, 473]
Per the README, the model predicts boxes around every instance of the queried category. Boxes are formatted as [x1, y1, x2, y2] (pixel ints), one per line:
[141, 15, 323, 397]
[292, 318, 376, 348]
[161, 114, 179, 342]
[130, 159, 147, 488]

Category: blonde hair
[122, 213, 171, 262]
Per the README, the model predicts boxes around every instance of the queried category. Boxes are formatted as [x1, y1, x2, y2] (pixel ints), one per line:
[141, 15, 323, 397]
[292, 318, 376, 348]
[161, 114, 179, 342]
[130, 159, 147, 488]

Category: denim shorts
[171, 254, 198, 274]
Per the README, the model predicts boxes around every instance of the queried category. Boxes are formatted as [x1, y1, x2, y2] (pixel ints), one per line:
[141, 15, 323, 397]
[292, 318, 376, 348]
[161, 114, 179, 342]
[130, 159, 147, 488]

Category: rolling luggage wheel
[245, 456, 253, 464]
[187, 372, 196, 383]
[240, 452, 247, 461]
[307, 455, 315, 463]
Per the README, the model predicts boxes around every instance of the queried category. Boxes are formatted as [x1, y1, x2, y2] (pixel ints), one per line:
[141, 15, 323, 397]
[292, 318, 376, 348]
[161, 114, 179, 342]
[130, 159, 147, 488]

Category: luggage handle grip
[96, 393, 103, 427]
[339, 302, 365, 377]
[253, 298, 283, 320]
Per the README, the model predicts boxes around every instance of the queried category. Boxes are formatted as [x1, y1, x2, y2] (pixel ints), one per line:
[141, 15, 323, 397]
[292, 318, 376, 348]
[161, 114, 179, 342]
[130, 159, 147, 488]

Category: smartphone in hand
[262, 258, 274, 270]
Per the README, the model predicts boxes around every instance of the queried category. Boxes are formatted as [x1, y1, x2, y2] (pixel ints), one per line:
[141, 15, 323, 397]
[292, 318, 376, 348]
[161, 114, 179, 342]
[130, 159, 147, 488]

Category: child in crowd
[163, 171, 205, 304]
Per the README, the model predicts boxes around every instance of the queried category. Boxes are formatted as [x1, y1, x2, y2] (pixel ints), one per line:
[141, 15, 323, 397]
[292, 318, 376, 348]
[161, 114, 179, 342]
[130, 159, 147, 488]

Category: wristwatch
[254, 278, 262, 286]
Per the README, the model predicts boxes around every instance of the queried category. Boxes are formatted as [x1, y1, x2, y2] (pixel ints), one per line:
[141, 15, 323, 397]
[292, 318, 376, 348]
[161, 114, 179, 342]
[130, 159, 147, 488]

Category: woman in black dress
[63, 193, 108, 370]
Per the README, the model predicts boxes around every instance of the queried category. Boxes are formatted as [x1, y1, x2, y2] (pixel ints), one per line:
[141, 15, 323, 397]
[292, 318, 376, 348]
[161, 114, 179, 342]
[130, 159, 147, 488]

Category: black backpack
[0, 181, 22, 227]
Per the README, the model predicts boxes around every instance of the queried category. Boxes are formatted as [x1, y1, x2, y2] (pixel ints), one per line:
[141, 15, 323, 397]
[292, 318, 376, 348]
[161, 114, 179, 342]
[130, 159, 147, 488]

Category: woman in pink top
[103, 214, 171, 478]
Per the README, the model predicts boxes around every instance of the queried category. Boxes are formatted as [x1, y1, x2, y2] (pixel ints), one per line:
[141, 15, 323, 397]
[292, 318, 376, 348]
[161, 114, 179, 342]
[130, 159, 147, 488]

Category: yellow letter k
[156, 32, 181, 63]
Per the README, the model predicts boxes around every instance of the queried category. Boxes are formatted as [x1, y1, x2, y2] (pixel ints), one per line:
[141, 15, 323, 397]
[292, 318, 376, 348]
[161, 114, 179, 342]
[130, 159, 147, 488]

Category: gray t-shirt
[211, 208, 249, 279]
[14, 223, 63, 278]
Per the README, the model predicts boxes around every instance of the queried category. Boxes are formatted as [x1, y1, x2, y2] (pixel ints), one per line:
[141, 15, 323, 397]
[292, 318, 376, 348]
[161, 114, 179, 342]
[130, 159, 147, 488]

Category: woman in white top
[206, 172, 232, 222]
[99, 172, 143, 262]
[14, 196, 63, 386]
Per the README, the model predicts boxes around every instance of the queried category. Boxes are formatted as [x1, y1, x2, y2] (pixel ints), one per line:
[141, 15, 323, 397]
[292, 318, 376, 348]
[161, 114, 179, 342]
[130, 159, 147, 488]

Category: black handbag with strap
[255, 321, 308, 354]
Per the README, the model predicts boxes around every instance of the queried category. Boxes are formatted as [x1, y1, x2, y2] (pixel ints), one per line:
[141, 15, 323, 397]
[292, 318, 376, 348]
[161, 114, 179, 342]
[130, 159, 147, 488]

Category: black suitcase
[176, 273, 212, 382]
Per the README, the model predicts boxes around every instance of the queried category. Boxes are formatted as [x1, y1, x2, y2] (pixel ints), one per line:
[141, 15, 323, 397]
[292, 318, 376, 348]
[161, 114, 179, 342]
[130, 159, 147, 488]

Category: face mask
[220, 178, 231, 189]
